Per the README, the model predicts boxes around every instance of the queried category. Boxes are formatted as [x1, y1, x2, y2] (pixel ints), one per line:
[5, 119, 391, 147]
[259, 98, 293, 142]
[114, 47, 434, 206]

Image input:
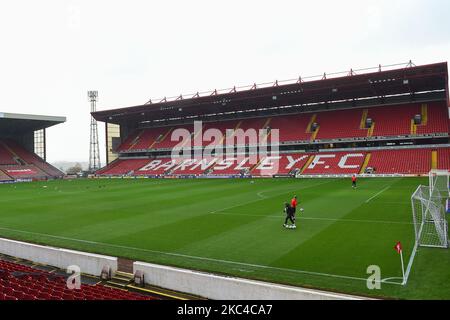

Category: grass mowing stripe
[0, 225, 402, 286]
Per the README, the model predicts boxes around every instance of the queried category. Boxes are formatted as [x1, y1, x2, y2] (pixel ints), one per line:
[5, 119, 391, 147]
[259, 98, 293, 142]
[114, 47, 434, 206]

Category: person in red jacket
[352, 174, 357, 189]
[291, 196, 298, 213]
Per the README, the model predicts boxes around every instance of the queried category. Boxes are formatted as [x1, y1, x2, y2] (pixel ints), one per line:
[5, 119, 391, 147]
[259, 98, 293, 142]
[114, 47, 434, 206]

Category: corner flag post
[394, 241, 406, 285]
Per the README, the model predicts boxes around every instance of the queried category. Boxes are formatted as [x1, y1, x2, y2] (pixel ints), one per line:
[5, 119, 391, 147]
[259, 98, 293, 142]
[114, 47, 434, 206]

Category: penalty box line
[0, 225, 403, 286]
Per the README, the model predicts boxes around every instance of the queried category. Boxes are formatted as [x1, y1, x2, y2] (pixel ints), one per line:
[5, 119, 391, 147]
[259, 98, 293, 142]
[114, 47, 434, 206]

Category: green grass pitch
[0, 177, 450, 299]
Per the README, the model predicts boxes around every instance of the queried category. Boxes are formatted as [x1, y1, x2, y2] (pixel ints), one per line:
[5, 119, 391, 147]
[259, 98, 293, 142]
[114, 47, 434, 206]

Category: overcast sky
[0, 0, 449, 163]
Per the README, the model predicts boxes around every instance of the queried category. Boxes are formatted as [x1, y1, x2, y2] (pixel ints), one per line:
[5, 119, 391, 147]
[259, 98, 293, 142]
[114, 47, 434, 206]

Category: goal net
[429, 169, 450, 199]
[411, 185, 448, 248]
[428, 170, 449, 198]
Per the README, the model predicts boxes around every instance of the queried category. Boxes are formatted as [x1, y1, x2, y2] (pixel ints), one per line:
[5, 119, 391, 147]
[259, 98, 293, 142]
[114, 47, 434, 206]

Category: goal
[429, 169, 450, 199]
[411, 184, 448, 248]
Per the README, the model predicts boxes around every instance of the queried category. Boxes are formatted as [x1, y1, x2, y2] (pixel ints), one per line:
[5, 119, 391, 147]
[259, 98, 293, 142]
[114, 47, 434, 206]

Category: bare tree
[66, 163, 82, 175]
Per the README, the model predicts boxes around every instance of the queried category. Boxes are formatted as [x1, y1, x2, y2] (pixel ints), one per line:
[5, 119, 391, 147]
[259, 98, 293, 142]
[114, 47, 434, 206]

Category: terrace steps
[127, 130, 144, 150]
[305, 114, 317, 133]
[249, 157, 264, 174]
[367, 122, 375, 137]
[218, 120, 242, 146]
[187, 123, 204, 147]
[262, 117, 272, 129]
[108, 271, 134, 288]
[360, 153, 372, 174]
[360, 109, 368, 129]
[310, 126, 320, 141]
[151, 127, 174, 149]
[431, 150, 438, 170]
[421, 103, 428, 125]
[306, 114, 319, 141]
[0, 169, 13, 181]
[411, 119, 417, 135]
[260, 118, 272, 143]
[0, 141, 24, 165]
[300, 155, 314, 174]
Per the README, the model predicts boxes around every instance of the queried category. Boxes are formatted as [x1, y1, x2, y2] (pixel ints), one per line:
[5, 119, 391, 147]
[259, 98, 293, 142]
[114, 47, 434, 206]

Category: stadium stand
[209, 155, 261, 175]
[0, 259, 154, 300]
[121, 124, 202, 152]
[238, 117, 267, 133]
[0, 113, 65, 180]
[170, 157, 217, 175]
[301, 152, 367, 175]
[94, 63, 450, 177]
[96, 158, 150, 175]
[269, 113, 312, 142]
[232, 118, 268, 145]
[117, 129, 142, 151]
[0, 165, 48, 179]
[130, 127, 170, 150]
[0, 143, 16, 165]
[437, 148, 450, 170]
[366, 149, 432, 174]
[0, 169, 12, 182]
[251, 154, 310, 176]
[2, 139, 63, 178]
[112, 102, 449, 153]
[135, 157, 181, 175]
[0, 140, 64, 179]
[366, 104, 417, 137]
[415, 102, 449, 135]
[98, 147, 450, 176]
[314, 109, 368, 140]
[203, 119, 239, 137]
[160, 124, 196, 149]
[363, 102, 448, 138]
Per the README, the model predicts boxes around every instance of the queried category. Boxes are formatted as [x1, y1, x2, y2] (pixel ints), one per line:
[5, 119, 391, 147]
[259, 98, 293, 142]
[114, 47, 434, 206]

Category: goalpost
[429, 169, 450, 199]
[411, 170, 449, 248]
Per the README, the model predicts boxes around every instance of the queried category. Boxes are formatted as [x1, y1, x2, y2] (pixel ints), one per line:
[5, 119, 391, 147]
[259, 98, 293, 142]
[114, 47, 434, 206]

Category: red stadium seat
[0, 259, 156, 300]
[367, 149, 432, 174]
[95, 99, 449, 177]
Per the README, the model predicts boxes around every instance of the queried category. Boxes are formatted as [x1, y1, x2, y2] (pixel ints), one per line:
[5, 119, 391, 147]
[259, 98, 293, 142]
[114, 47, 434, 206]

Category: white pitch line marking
[381, 277, 404, 283]
[210, 212, 413, 225]
[0, 225, 402, 286]
[403, 241, 419, 285]
[365, 185, 391, 203]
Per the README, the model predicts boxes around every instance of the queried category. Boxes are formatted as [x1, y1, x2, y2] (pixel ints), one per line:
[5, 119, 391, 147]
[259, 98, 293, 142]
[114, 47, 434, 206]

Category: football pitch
[0, 177, 449, 299]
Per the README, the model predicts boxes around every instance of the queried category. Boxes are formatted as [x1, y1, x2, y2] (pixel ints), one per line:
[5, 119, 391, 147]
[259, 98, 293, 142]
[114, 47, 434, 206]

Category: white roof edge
[0, 112, 66, 123]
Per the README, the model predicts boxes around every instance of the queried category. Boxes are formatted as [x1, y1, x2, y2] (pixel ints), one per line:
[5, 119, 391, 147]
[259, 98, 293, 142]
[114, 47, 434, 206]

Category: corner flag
[394, 241, 405, 285]
[394, 241, 402, 254]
